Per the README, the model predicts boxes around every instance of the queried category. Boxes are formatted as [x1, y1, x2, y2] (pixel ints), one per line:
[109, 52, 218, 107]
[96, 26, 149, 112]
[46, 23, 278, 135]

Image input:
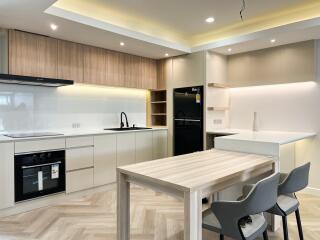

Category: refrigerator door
[173, 86, 204, 156]
[174, 119, 203, 156]
[173, 86, 203, 120]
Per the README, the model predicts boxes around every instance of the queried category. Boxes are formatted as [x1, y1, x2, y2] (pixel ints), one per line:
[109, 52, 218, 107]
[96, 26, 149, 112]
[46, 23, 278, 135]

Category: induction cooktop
[3, 132, 64, 138]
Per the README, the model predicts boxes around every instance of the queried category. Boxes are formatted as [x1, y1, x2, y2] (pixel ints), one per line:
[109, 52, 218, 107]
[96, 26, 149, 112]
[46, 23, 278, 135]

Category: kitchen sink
[104, 127, 152, 131]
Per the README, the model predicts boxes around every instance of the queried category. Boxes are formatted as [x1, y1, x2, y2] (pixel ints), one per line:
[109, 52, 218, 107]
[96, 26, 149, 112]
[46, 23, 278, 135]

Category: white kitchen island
[212, 129, 316, 230]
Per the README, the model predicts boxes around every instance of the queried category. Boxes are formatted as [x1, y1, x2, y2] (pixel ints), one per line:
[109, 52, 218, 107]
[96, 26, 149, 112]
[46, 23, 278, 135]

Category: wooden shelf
[149, 90, 167, 127]
[151, 101, 166, 104]
[207, 83, 228, 88]
[207, 107, 229, 111]
[152, 113, 167, 116]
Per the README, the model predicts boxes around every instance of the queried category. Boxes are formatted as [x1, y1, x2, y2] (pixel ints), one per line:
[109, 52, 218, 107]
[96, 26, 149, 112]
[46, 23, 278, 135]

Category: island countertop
[207, 129, 316, 145]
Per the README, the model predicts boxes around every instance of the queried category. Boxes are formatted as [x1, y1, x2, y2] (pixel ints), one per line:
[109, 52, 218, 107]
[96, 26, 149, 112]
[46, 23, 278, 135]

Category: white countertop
[207, 129, 317, 145]
[0, 127, 168, 143]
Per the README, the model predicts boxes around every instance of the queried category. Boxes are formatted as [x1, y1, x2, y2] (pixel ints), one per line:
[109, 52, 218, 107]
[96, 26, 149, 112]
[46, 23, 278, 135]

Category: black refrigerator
[173, 86, 203, 156]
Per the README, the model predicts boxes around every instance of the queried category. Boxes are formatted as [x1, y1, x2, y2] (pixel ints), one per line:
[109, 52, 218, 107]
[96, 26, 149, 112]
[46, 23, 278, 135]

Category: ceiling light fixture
[205, 17, 215, 23]
[270, 39, 276, 43]
[120, 42, 125, 46]
[165, 53, 169, 57]
[50, 24, 58, 31]
[228, 48, 232, 52]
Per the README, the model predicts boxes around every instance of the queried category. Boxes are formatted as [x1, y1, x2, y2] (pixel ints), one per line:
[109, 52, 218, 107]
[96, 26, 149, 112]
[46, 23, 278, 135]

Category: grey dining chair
[267, 162, 311, 240]
[202, 173, 280, 240]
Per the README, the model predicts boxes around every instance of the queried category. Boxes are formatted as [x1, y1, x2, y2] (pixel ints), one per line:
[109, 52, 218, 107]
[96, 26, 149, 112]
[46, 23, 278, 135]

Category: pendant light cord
[240, 0, 246, 21]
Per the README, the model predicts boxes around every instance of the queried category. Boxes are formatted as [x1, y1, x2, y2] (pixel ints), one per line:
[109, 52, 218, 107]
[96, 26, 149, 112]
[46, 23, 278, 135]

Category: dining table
[117, 149, 275, 240]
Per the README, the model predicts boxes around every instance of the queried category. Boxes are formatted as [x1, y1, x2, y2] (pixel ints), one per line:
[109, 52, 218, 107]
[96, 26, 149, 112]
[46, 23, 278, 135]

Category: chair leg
[282, 216, 289, 240]
[263, 230, 269, 240]
[219, 234, 224, 240]
[295, 208, 304, 240]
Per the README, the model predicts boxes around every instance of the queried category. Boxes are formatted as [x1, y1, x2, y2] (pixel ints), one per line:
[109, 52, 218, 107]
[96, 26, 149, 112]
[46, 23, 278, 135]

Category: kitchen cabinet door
[135, 131, 153, 163]
[106, 50, 121, 87]
[156, 58, 171, 90]
[141, 58, 157, 89]
[0, 142, 14, 210]
[66, 168, 94, 193]
[152, 130, 168, 160]
[116, 133, 135, 167]
[94, 134, 117, 186]
[58, 40, 84, 82]
[83, 45, 106, 85]
[9, 30, 58, 78]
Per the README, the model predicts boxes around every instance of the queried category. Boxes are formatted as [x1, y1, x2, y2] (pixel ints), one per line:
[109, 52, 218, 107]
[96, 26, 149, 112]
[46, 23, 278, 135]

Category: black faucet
[120, 112, 129, 128]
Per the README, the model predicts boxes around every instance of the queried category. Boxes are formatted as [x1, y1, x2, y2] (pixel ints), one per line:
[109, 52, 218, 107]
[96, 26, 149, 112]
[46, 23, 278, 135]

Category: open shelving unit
[150, 90, 167, 126]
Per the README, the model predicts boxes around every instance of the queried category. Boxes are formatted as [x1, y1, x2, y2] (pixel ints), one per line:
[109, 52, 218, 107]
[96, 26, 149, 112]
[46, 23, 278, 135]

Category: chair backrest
[279, 162, 311, 195]
[243, 172, 280, 215]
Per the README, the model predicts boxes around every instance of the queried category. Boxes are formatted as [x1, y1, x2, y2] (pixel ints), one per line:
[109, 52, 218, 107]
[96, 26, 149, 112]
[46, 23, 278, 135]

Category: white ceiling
[1, 0, 320, 59]
[88, 0, 303, 36]
[0, 0, 186, 59]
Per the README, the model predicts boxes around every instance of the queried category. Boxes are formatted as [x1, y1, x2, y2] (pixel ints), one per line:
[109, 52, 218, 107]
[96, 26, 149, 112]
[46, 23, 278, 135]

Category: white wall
[0, 84, 147, 132]
[205, 51, 229, 131]
[228, 78, 320, 191]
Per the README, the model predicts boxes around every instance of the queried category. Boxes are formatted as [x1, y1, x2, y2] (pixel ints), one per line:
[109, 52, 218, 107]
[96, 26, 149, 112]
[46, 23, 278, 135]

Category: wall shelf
[207, 107, 229, 111]
[149, 90, 167, 127]
[151, 101, 166, 104]
[207, 83, 228, 88]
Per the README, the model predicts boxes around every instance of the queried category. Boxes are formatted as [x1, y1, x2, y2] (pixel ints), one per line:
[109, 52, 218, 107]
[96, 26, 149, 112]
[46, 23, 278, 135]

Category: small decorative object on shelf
[207, 83, 228, 88]
[207, 106, 229, 111]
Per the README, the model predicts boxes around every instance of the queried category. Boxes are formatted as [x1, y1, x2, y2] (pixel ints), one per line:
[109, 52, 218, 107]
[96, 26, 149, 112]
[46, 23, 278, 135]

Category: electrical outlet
[213, 119, 223, 125]
[72, 123, 81, 129]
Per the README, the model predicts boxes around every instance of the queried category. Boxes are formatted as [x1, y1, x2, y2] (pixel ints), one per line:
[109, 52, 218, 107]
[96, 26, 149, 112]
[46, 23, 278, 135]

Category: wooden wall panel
[228, 40, 315, 87]
[58, 40, 84, 83]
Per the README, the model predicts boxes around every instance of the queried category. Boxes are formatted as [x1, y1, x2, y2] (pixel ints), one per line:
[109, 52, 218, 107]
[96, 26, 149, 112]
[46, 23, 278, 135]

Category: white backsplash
[0, 83, 147, 133]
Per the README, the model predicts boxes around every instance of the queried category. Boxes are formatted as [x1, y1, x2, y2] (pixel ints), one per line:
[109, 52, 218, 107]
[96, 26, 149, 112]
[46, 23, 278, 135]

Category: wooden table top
[118, 149, 274, 192]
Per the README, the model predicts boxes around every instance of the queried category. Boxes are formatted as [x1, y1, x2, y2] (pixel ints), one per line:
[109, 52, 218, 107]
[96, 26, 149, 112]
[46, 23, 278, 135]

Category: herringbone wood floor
[0, 185, 319, 240]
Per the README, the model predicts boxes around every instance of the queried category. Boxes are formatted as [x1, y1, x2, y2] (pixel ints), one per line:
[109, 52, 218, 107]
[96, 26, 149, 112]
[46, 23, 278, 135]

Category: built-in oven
[15, 150, 66, 202]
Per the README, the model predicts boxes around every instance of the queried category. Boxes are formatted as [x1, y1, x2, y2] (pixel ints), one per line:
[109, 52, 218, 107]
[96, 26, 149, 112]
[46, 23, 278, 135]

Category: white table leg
[117, 171, 130, 240]
[184, 190, 202, 240]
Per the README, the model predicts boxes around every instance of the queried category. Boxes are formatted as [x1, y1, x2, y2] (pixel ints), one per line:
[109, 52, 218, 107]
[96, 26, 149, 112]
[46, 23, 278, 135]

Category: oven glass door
[22, 162, 61, 196]
[15, 151, 65, 202]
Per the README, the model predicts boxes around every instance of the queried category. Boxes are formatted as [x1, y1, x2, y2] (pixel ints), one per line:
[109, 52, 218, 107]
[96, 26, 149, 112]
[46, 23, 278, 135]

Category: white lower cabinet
[135, 131, 153, 163]
[66, 146, 94, 171]
[66, 168, 94, 193]
[0, 142, 14, 210]
[94, 134, 117, 186]
[66, 143, 94, 193]
[152, 130, 168, 160]
[116, 133, 136, 167]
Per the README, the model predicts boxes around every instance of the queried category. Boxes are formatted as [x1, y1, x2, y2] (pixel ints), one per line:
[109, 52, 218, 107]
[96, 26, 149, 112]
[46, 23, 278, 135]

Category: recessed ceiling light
[228, 48, 232, 52]
[205, 17, 215, 23]
[165, 53, 169, 57]
[120, 42, 125, 46]
[50, 24, 58, 31]
[270, 39, 276, 43]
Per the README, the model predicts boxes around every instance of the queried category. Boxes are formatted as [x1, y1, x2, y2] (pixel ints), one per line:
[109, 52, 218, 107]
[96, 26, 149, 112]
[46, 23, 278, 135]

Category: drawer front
[66, 136, 94, 148]
[15, 138, 65, 154]
[66, 168, 94, 193]
[66, 147, 93, 171]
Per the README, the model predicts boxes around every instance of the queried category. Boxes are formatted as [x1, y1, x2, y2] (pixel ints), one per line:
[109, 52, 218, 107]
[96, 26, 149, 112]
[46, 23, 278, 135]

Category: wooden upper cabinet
[106, 50, 121, 87]
[83, 45, 106, 85]
[9, 30, 58, 78]
[157, 58, 171, 90]
[58, 40, 84, 83]
[8, 29, 158, 89]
